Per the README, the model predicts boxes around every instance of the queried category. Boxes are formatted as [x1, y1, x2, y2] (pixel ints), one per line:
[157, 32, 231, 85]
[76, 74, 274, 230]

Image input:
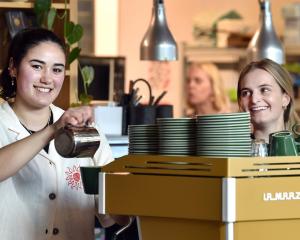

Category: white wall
[94, 0, 119, 55]
[118, 0, 295, 117]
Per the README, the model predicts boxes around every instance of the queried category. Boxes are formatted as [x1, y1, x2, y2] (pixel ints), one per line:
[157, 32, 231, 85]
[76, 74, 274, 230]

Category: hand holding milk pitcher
[54, 125, 101, 158]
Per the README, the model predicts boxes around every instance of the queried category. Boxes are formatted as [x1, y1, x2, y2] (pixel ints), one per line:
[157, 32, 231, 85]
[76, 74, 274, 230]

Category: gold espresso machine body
[98, 155, 300, 240]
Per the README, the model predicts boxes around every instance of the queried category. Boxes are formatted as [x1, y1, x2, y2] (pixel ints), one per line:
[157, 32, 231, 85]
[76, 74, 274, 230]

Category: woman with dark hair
[0, 28, 127, 239]
[237, 58, 300, 142]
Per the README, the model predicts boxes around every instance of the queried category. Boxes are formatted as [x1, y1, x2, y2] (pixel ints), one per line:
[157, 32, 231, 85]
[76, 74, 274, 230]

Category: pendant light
[140, 0, 178, 61]
[247, 0, 285, 64]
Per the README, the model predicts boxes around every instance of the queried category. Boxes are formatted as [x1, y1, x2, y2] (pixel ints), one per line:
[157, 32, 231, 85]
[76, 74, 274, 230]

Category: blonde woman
[238, 58, 300, 142]
[185, 62, 231, 116]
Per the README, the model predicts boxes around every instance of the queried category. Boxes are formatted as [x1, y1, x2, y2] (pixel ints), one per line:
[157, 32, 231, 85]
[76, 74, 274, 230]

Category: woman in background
[185, 62, 231, 116]
[0, 28, 127, 240]
[237, 58, 300, 142]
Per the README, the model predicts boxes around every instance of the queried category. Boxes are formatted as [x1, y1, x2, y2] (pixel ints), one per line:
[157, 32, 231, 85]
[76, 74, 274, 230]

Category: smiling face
[12, 41, 66, 110]
[238, 68, 290, 130]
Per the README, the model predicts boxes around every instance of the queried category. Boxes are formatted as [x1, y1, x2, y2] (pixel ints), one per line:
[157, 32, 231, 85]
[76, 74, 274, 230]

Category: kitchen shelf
[285, 45, 300, 56]
[183, 44, 246, 64]
[184, 43, 300, 62]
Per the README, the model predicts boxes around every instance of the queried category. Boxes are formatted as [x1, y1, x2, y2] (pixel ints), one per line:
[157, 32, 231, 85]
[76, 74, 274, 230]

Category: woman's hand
[53, 106, 95, 131]
[0, 106, 95, 181]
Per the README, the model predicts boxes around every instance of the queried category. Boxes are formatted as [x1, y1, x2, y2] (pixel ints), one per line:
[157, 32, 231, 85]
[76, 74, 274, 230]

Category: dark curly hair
[0, 28, 66, 100]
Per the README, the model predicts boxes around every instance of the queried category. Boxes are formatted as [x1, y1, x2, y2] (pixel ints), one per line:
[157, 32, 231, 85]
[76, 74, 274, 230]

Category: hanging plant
[34, 0, 83, 65]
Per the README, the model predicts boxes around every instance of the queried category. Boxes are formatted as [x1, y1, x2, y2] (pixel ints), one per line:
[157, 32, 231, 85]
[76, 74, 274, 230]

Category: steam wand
[112, 216, 135, 240]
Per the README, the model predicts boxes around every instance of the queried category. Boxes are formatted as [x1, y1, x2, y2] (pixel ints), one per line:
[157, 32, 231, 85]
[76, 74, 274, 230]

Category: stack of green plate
[128, 124, 158, 154]
[196, 112, 251, 157]
[157, 118, 196, 156]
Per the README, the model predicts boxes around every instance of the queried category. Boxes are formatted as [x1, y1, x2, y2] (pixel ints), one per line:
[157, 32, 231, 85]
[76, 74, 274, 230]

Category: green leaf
[210, 10, 243, 42]
[70, 102, 82, 107]
[81, 66, 95, 87]
[65, 21, 74, 39]
[47, 8, 57, 30]
[68, 47, 81, 65]
[217, 10, 242, 21]
[35, 13, 44, 27]
[228, 88, 238, 102]
[34, 0, 52, 27]
[284, 63, 300, 74]
[79, 93, 93, 105]
[65, 22, 83, 45]
[34, 0, 84, 65]
[34, 0, 52, 13]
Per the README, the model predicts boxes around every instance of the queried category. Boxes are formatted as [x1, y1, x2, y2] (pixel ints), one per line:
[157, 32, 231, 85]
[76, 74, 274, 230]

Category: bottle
[247, 0, 285, 64]
[54, 125, 101, 158]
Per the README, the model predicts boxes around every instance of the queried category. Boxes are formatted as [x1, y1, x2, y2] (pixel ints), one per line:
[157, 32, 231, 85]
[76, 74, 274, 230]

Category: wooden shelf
[285, 46, 300, 56]
[184, 43, 300, 62]
[183, 44, 246, 64]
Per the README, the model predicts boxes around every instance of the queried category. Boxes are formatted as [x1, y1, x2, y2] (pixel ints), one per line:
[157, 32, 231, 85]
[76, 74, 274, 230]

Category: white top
[0, 101, 114, 240]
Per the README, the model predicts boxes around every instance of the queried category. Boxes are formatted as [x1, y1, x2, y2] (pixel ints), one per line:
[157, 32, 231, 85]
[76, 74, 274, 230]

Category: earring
[282, 105, 287, 110]
[11, 76, 16, 87]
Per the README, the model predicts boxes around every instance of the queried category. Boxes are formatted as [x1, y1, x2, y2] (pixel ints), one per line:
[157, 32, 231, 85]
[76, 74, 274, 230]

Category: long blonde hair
[186, 62, 230, 115]
[237, 58, 299, 130]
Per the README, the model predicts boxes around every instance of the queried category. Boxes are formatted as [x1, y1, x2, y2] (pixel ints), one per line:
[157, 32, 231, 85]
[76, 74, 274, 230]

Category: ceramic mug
[156, 105, 173, 119]
[128, 105, 156, 125]
[292, 123, 300, 153]
[269, 131, 298, 156]
[80, 166, 101, 195]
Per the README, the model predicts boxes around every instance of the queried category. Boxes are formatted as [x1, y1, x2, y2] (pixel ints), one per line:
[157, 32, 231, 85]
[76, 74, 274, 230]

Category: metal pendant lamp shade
[140, 0, 178, 61]
[247, 0, 285, 64]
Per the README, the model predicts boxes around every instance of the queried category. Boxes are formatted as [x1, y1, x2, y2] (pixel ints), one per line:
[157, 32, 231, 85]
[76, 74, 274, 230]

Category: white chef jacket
[0, 101, 114, 240]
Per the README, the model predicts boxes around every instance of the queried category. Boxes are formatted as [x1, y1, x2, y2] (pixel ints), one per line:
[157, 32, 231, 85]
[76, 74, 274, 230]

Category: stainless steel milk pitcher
[54, 125, 101, 158]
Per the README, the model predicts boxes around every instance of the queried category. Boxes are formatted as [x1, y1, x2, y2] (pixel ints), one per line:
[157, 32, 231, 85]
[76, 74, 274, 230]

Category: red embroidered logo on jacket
[65, 165, 82, 190]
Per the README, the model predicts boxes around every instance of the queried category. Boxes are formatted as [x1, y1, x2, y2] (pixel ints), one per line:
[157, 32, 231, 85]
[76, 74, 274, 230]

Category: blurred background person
[185, 62, 231, 116]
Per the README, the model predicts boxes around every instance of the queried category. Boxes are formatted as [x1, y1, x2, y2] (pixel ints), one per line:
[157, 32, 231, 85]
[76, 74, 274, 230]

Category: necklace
[20, 110, 53, 135]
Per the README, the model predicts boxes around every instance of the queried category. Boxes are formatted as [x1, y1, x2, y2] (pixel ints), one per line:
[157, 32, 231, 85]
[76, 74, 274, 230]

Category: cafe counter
[98, 154, 300, 240]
